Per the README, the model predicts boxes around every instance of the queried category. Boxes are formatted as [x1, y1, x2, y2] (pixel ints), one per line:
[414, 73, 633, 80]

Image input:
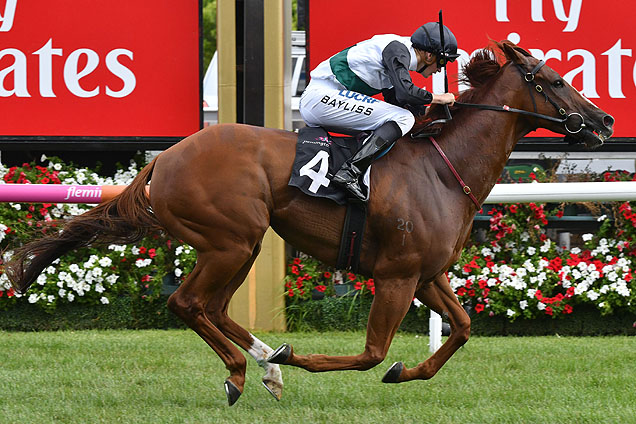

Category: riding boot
[332, 122, 401, 202]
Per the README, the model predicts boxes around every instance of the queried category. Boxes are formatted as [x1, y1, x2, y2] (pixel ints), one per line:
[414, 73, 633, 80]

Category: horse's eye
[553, 80, 564, 88]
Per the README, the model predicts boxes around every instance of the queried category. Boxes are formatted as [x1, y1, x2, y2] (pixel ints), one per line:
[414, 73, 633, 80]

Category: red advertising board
[309, 0, 634, 137]
[0, 0, 201, 140]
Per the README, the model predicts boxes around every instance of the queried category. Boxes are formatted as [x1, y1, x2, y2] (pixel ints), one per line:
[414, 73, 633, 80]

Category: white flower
[131, 247, 140, 255]
[100, 297, 110, 305]
[597, 215, 607, 222]
[527, 289, 537, 298]
[98, 257, 112, 267]
[47, 295, 55, 303]
[68, 293, 75, 302]
[53, 163, 62, 171]
[174, 268, 183, 277]
[28, 294, 39, 303]
[135, 258, 152, 268]
[506, 309, 515, 317]
[582, 233, 593, 242]
[95, 283, 105, 293]
[537, 302, 546, 311]
[587, 291, 600, 301]
[519, 300, 528, 310]
[12, 203, 21, 210]
[37, 274, 47, 286]
[46, 266, 56, 274]
[526, 246, 536, 256]
[571, 247, 581, 255]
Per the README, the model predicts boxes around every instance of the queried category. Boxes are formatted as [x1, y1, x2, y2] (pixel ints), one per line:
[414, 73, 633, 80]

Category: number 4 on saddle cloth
[289, 127, 371, 206]
[289, 126, 378, 272]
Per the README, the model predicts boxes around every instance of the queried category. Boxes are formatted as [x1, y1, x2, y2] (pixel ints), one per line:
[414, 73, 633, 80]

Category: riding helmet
[411, 22, 460, 66]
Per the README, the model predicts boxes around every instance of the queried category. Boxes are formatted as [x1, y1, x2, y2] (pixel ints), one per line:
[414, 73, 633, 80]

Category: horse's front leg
[383, 273, 470, 383]
[268, 277, 417, 372]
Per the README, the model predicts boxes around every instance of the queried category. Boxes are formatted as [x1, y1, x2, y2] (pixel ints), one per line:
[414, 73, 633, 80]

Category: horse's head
[499, 41, 614, 149]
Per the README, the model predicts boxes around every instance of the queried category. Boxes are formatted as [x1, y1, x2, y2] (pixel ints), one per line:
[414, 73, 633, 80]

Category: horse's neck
[438, 76, 533, 205]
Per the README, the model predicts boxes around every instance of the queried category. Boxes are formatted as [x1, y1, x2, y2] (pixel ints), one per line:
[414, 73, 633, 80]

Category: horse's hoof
[224, 379, 242, 406]
[262, 379, 283, 401]
[382, 361, 404, 384]
[267, 343, 292, 364]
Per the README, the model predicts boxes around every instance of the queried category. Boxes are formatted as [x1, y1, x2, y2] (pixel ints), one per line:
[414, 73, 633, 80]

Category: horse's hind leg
[167, 249, 255, 406]
[203, 243, 284, 401]
[268, 277, 417, 372]
[383, 273, 470, 383]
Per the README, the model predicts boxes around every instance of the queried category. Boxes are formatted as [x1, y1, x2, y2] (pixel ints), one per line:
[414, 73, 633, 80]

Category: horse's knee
[454, 313, 471, 345]
[358, 350, 385, 371]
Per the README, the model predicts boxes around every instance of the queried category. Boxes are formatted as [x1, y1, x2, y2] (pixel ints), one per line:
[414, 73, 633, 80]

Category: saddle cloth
[289, 127, 370, 205]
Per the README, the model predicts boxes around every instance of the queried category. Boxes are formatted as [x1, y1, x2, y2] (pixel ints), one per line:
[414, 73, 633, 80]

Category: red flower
[0, 291, 3, 298]
[314, 285, 326, 292]
[291, 265, 299, 275]
[354, 281, 363, 290]
[293, 258, 301, 265]
[370, 287, 375, 295]
[7, 288, 15, 298]
[478, 279, 488, 289]
[148, 248, 156, 258]
[287, 289, 294, 297]
[556, 210, 564, 218]
[509, 204, 518, 213]
[563, 305, 573, 314]
[40, 177, 50, 184]
[474, 303, 485, 313]
[545, 306, 553, 316]
[139, 246, 147, 254]
[323, 271, 332, 278]
[468, 289, 476, 297]
[141, 275, 152, 282]
[457, 287, 467, 296]
[347, 272, 356, 281]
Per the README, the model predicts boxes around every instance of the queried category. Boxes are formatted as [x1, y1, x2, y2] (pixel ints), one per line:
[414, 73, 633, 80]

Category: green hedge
[1, 295, 635, 335]
[285, 297, 636, 337]
[0, 296, 185, 332]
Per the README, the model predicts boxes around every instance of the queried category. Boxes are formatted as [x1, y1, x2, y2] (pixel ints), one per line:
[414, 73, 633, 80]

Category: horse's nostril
[603, 115, 615, 129]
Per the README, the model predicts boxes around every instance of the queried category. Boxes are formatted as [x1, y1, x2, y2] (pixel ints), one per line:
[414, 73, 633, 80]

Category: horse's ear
[500, 40, 532, 65]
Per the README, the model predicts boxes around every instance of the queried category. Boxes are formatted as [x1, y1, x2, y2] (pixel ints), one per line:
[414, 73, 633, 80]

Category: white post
[429, 310, 443, 353]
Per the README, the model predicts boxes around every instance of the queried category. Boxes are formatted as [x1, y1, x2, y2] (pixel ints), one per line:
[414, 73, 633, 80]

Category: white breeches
[299, 78, 416, 136]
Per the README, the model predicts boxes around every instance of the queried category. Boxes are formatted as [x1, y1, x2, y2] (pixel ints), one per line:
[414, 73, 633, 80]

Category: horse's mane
[410, 43, 505, 135]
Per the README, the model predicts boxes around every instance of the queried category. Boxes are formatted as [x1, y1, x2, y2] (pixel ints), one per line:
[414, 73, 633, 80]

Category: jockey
[299, 22, 459, 202]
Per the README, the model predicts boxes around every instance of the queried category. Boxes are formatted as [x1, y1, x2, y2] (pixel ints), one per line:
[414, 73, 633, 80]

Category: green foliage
[202, 0, 217, 71]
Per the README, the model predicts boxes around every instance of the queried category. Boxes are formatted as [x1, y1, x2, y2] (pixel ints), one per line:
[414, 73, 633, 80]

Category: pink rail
[0, 185, 129, 204]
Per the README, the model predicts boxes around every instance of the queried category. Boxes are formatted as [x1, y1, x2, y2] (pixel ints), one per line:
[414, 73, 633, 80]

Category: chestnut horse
[7, 42, 613, 406]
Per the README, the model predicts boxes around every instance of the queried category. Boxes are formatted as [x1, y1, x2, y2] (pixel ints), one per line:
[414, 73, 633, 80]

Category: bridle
[458, 60, 585, 134]
[411, 59, 588, 139]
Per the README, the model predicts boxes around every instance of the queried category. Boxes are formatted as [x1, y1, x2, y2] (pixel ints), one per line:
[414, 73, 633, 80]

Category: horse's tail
[6, 156, 163, 294]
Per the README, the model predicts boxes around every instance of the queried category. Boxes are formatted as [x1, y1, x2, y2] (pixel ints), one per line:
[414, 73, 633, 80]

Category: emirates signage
[309, 0, 634, 137]
[0, 0, 201, 140]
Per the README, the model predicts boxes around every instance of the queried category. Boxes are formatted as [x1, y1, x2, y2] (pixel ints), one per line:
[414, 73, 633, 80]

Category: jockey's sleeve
[382, 40, 433, 106]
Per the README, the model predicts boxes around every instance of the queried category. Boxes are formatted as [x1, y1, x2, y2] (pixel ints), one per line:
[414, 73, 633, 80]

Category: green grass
[1, 330, 634, 424]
